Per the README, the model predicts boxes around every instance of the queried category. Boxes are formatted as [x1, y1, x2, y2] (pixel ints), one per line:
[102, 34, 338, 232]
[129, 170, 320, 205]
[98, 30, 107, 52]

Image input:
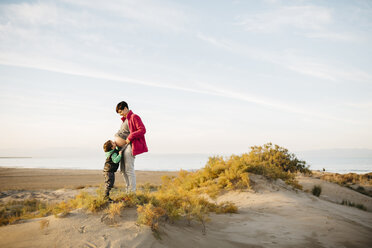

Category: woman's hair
[116, 101, 129, 113]
[103, 140, 113, 152]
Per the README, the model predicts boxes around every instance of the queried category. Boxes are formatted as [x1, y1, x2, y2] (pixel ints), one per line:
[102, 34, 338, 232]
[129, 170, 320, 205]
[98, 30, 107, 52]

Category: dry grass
[0, 199, 54, 226]
[101, 202, 125, 225]
[321, 173, 372, 186]
[320, 172, 372, 197]
[39, 219, 49, 230]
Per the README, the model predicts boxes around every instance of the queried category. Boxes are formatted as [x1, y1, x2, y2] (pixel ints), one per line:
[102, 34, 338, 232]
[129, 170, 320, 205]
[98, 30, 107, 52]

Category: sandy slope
[1, 174, 371, 248]
[297, 174, 372, 212]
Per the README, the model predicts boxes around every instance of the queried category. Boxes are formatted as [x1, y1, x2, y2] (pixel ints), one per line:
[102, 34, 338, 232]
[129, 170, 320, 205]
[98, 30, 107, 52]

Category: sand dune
[0, 171, 371, 248]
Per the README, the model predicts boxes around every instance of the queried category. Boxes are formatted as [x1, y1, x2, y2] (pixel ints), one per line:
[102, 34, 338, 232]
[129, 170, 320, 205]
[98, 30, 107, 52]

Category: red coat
[121, 110, 148, 156]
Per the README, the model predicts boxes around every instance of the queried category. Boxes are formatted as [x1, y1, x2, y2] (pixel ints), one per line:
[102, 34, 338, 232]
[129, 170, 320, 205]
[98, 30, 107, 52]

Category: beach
[0, 168, 371, 248]
[0, 167, 179, 191]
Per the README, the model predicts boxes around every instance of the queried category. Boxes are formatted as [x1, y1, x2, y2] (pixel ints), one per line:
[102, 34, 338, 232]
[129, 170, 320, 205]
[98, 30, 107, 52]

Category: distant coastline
[0, 157, 32, 159]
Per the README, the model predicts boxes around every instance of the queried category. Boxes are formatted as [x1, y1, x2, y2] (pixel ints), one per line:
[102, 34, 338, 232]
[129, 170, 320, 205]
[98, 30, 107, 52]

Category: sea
[0, 153, 371, 174]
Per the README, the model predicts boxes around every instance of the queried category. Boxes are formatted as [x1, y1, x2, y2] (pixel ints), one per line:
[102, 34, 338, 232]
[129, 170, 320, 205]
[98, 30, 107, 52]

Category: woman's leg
[123, 144, 136, 193]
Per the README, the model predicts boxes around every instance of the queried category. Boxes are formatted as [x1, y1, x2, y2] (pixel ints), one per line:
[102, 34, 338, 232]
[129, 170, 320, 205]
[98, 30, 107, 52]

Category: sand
[0, 167, 179, 190]
[0, 169, 372, 248]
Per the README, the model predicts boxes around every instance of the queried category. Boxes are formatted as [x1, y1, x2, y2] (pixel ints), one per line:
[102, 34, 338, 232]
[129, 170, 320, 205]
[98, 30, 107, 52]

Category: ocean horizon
[0, 153, 371, 174]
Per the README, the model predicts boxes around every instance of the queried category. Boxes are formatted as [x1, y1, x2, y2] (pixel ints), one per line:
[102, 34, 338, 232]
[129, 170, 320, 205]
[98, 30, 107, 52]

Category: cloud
[285, 59, 372, 82]
[197, 83, 361, 125]
[304, 32, 361, 42]
[196, 33, 234, 51]
[345, 102, 372, 110]
[197, 33, 372, 83]
[235, 5, 332, 33]
[0, 52, 360, 125]
[0, 50, 220, 98]
[60, 0, 189, 32]
[2, 2, 58, 26]
[0, 0, 369, 126]
[235, 4, 363, 43]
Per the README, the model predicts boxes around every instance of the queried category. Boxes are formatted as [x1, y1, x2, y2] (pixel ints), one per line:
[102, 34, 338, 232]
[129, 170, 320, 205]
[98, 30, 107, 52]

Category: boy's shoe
[104, 196, 114, 203]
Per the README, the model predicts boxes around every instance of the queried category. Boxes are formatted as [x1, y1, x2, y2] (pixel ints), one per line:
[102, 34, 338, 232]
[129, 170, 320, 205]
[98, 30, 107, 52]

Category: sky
[0, 0, 371, 157]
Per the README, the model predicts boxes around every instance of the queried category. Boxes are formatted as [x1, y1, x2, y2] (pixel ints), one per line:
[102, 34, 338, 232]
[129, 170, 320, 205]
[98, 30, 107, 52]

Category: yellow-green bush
[245, 143, 310, 174]
[158, 143, 306, 199]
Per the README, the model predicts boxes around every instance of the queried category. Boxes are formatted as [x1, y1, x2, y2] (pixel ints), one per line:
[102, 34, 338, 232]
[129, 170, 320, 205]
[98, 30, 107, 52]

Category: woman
[114, 101, 148, 193]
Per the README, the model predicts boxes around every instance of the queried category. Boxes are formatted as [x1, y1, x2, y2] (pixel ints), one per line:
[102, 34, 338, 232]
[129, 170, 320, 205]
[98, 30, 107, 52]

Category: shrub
[341, 200, 367, 211]
[354, 186, 371, 197]
[137, 203, 166, 232]
[245, 143, 310, 174]
[102, 202, 125, 225]
[52, 201, 71, 218]
[69, 186, 108, 212]
[191, 203, 210, 235]
[213, 201, 238, 214]
[312, 185, 322, 197]
[106, 202, 124, 219]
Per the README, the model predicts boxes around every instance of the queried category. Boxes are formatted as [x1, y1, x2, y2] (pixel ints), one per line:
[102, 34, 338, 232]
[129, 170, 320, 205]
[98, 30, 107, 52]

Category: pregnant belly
[115, 136, 127, 147]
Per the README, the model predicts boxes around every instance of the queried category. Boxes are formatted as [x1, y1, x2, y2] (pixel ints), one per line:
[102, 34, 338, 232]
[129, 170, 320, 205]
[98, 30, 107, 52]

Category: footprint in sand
[83, 241, 97, 248]
[78, 225, 86, 233]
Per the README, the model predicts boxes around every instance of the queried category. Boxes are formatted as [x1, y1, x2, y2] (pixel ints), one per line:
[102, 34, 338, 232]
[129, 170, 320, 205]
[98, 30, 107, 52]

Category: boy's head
[116, 101, 129, 116]
[103, 140, 116, 152]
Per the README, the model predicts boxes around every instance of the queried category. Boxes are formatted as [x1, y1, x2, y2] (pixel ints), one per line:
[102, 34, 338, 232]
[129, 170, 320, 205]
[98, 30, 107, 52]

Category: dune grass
[341, 200, 367, 211]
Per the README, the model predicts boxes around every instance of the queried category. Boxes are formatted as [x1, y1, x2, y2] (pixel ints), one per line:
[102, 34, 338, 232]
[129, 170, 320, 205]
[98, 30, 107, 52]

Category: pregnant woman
[115, 101, 148, 193]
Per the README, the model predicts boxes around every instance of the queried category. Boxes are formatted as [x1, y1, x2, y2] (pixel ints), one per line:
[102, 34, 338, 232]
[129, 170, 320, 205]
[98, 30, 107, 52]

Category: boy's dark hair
[116, 101, 129, 113]
[103, 140, 113, 152]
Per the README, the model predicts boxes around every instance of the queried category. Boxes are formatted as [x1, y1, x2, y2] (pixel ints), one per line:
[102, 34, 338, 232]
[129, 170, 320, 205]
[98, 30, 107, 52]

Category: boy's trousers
[120, 144, 136, 193]
[104, 172, 115, 197]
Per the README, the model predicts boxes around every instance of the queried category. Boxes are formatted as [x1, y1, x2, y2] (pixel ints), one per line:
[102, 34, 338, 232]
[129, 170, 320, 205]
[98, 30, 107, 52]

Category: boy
[103, 140, 122, 202]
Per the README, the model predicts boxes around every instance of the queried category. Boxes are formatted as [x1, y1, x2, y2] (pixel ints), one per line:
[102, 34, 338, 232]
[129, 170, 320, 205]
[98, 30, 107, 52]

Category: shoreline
[0, 166, 183, 172]
[1, 165, 371, 174]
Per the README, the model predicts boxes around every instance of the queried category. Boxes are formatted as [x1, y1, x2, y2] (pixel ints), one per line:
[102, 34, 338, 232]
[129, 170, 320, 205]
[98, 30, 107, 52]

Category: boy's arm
[111, 152, 122, 163]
